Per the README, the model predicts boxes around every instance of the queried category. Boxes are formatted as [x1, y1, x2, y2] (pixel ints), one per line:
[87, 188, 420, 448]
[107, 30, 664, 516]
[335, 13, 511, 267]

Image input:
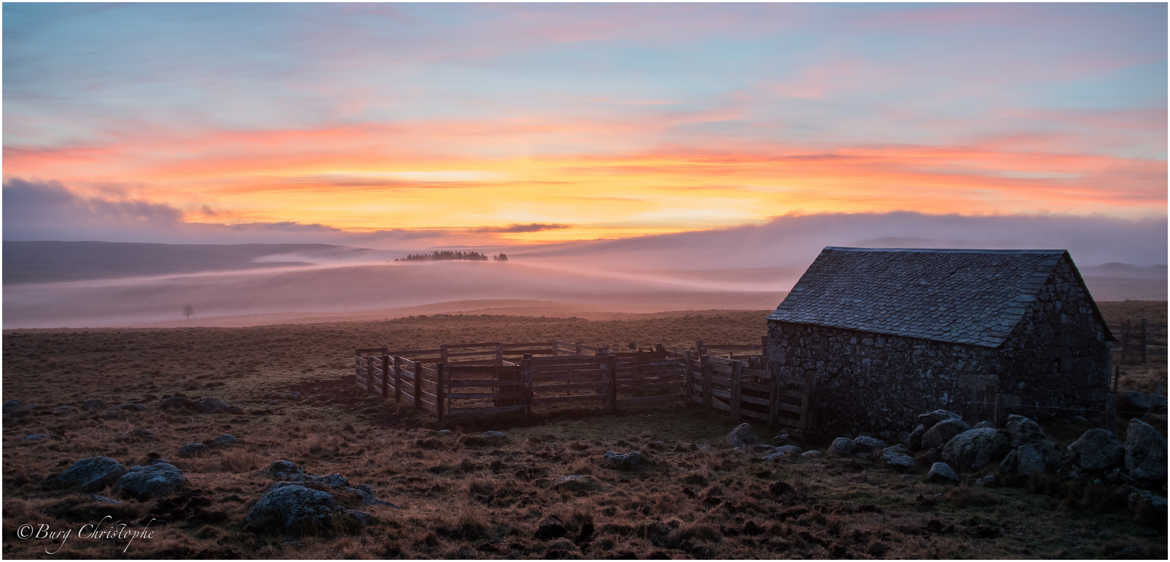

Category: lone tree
[183, 304, 194, 320]
[494, 253, 509, 262]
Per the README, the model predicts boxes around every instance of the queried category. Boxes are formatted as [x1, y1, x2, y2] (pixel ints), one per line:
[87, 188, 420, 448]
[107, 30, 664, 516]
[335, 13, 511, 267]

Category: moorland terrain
[2, 303, 1166, 558]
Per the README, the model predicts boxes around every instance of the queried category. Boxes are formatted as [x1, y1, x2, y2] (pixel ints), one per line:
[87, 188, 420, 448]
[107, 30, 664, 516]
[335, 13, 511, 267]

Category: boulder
[974, 421, 995, 429]
[917, 409, 961, 427]
[50, 405, 77, 416]
[1128, 489, 1168, 527]
[552, 475, 601, 493]
[1003, 414, 1046, 447]
[112, 462, 187, 499]
[880, 445, 915, 470]
[120, 403, 146, 412]
[310, 474, 349, 488]
[22, 433, 50, 441]
[158, 396, 197, 411]
[940, 428, 1010, 472]
[81, 399, 106, 411]
[245, 484, 362, 535]
[178, 442, 208, 457]
[1125, 419, 1167, 483]
[904, 424, 926, 451]
[266, 460, 306, 480]
[726, 423, 760, 448]
[828, 437, 855, 456]
[921, 418, 970, 450]
[603, 451, 642, 470]
[926, 462, 959, 484]
[764, 445, 802, 461]
[1067, 428, 1124, 471]
[852, 435, 887, 454]
[800, 450, 822, 457]
[999, 443, 1047, 476]
[196, 397, 244, 414]
[50, 457, 127, 492]
[772, 432, 791, 446]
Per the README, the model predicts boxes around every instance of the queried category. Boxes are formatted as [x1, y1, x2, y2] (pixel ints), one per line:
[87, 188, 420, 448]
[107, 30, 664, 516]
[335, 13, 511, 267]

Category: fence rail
[353, 339, 813, 430]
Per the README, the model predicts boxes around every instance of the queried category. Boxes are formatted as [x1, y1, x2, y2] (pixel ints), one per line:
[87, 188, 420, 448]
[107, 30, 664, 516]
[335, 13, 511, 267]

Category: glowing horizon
[3, 3, 1166, 245]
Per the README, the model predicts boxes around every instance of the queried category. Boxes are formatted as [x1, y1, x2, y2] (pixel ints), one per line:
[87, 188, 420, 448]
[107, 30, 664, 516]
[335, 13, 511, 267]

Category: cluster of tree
[395, 250, 489, 262]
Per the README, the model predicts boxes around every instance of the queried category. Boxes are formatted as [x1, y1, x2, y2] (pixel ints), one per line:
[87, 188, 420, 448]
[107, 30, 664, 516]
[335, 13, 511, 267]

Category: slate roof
[769, 247, 1103, 348]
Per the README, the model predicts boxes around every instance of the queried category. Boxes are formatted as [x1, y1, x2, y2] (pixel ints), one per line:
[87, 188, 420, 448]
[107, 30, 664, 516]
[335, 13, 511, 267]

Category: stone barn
[766, 247, 1115, 435]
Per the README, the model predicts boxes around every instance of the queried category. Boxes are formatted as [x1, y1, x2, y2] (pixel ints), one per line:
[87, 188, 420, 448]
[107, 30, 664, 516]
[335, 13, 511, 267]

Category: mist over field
[3, 226, 1165, 329]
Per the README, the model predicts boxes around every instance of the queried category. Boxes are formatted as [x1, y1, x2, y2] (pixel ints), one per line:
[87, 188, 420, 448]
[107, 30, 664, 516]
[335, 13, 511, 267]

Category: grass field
[2, 303, 1165, 558]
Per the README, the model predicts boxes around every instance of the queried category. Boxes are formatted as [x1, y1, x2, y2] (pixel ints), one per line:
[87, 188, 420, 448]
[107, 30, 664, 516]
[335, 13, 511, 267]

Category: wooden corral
[354, 339, 814, 435]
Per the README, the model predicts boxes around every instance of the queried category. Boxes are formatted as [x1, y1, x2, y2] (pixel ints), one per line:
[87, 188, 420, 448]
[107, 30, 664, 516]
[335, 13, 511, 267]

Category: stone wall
[765, 322, 1000, 436]
[995, 255, 1112, 420]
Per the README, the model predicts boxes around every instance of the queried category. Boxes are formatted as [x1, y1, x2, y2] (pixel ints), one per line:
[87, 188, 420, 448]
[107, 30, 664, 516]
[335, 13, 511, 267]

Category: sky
[2, 3, 1167, 248]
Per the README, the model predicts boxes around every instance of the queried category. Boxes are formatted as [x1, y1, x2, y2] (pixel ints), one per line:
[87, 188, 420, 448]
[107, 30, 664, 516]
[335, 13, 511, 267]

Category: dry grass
[2, 305, 1166, 558]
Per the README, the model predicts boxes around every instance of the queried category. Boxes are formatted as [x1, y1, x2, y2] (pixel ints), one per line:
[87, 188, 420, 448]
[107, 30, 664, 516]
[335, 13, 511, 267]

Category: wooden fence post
[414, 362, 422, 410]
[521, 354, 533, 419]
[436, 363, 446, 422]
[606, 354, 618, 412]
[730, 360, 743, 421]
[695, 339, 705, 357]
[366, 356, 374, 395]
[702, 355, 713, 411]
[392, 355, 402, 406]
[354, 353, 361, 391]
[440, 344, 449, 365]
[684, 350, 694, 405]
[381, 351, 390, 399]
[576, 342, 583, 356]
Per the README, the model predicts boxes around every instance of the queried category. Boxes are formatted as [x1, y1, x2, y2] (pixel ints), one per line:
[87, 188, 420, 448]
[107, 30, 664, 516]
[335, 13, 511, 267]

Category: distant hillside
[3, 241, 365, 284]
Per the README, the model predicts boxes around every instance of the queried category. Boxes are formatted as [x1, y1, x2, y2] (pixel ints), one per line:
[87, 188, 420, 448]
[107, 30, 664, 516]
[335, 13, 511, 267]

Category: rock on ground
[917, 409, 961, 427]
[603, 450, 642, 469]
[725, 423, 760, 448]
[1125, 418, 1168, 483]
[1067, 428, 1124, 472]
[764, 445, 803, 461]
[926, 462, 959, 484]
[852, 435, 887, 453]
[941, 428, 1010, 472]
[113, 462, 187, 499]
[880, 445, 915, 470]
[1128, 489, 1168, 527]
[1004, 414, 1047, 447]
[178, 442, 208, 457]
[245, 484, 370, 535]
[553, 475, 601, 493]
[999, 442, 1050, 476]
[210, 434, 239, 447]
[828, 437, 855, 456]
[904, 424, 926, 451]
[266, 460, 306, 480]
[196, 397, 244, 414]
[921, 418, 970, 450]
[800, 449, 822, 457]
[50, 457, 127, 492]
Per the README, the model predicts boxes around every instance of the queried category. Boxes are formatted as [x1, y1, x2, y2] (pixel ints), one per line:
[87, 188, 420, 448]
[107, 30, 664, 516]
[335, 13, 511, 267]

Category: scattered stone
[120, 403, 146, 412]
[310, 474, 349, 488]
[245, 484, 361, 535]
[726, 423, 760, 448]
[436, 429, 452, 435]
[50, 457, 127, 492]
[800, 450, 822, 457]
[917, 409, 961, 427]
[159, 396, 197, 411]
[828, 437, 855, 456]
[999, 443, 1047, 476]
[1067, 428, 1124, 472]
[764, 445, 802, 461]
[90, 494, 121, 504]
[921, 418, 970, 450]
[1003, 414, 1046, 447]
[22, 433, 50, 441]
[210, 434, 239, 447]
[552, 475, 601, 493]
[880, 445, 915, 470]
[196, 397, 244, 414]
[3, 399, 22, 411]
[772, 432, 791, 445]
[113, 462, 187, 499]
[81, 399, 105, 411]
[975, 474, 997, 487]
[121, 428, 157, 442]
[50, 405, 77, 416]
[974, 420, 995, 429]
[1125, 418, 1167, 483]
[904, 424, 926, 451]
[852, 435, 887, 453]
[926, 462, 959, 484]
[940, 428, 1010, 472]
[266, 460, 306, 480]
[603, 451, 643, 470]
[178, 442, 208, 457]
[535, 515, 568, 540]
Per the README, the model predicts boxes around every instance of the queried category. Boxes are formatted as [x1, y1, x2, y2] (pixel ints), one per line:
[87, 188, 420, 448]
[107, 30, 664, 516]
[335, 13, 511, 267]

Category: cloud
[472, 223, 569, 233]
[3, 178, 183, 241]
[224, 221, 342, 233]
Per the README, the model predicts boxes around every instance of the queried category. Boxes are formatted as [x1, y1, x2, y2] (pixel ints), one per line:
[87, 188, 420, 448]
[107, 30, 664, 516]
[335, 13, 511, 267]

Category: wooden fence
[354, 339, 814, 432]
